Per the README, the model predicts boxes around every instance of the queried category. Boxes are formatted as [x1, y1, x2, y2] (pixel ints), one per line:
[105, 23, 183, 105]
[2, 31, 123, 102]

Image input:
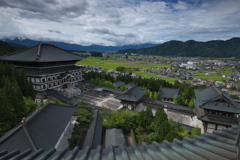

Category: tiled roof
[0, 43, 83, 62]
[0, 125, 238, 159]
[143, 97, 194, 113]
[105, 128, 125, 148]
[195, 85, 240, 113]
[114, 81, 125, 88]
[159, 87, 181, 99]
[115, 85, 146, 102]
[0, 103, 77, 152]
[83, 109, 103, 149]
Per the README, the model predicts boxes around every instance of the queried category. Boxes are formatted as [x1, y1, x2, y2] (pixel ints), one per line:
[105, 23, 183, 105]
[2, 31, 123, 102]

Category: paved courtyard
[76, 87, 122, 110]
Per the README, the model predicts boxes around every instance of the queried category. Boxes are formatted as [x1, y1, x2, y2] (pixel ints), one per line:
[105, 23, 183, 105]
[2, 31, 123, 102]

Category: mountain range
[2, 38, 158, 52]
[1, 37, 240, 58]
[117, 37, 240, 58]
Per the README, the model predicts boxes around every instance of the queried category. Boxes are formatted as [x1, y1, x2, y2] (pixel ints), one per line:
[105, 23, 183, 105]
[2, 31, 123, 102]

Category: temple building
[115, 85, 146, 110]
[0, 42, 84, 96]
[159, 87, 181, 102]
[194, 85, 240, 133]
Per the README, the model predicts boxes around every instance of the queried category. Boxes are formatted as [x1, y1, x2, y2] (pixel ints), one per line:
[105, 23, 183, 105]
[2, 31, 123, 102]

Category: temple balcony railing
[34, 79, 82, 92]
[32, 76, 83, 85]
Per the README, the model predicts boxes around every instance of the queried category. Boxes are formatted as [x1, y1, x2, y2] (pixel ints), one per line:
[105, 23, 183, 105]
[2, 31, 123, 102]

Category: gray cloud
[0, 0, 88, 21]
[0, 0, 239, 46]
[48, 30, 62, 34]
[85, 27, 137, 38]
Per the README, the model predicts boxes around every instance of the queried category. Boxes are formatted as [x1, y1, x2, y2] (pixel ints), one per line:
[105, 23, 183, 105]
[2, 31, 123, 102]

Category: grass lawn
[156, 76, 176, 83]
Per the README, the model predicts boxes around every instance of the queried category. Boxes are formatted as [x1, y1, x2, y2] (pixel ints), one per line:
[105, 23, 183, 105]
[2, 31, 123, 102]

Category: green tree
[173, 95, 183, 105]
[116, 66, 126, 72]
[188, 98, 195, 108]
[119, 85, 127, 91]
[15, 69, 35, 99]
[101, 109, 139, 131]
[153, 107, 168, 132]
[165, 126, 182, 142]
[137, 105, 153, 131]
[157, 120, 171, 142]
[24, 97, 36, 114]
[190, 126, 201, 138]
[154, 92, 162, 100]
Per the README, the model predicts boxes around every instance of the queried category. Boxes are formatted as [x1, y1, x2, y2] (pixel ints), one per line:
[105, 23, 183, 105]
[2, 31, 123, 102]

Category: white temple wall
[151, 107, 204, 133]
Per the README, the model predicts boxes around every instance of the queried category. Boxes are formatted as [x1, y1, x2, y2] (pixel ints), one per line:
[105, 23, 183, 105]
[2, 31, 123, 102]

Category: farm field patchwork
[77, 57, 230, 83]
[77, 57, 169, 70]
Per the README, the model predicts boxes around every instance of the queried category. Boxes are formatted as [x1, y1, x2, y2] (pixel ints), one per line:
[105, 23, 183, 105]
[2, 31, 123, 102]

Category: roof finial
[21, 117, 26, 126]
[36, 106, 40, 113]
[38, 41, 42, 44]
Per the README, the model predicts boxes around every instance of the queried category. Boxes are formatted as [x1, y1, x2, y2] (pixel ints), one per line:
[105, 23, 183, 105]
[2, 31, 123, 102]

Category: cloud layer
[0, 0, 239, 46]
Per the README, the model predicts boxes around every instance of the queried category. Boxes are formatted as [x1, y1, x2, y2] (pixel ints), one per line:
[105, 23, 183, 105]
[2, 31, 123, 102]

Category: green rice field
[77, 57, 169, 70]
[77, 57, 230, 83]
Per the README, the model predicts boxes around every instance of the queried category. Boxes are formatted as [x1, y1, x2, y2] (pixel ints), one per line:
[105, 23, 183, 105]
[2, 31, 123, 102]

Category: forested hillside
[0, 41, 26, 56]
[0, 63, 35, 136]
[117, 37, 240, 58]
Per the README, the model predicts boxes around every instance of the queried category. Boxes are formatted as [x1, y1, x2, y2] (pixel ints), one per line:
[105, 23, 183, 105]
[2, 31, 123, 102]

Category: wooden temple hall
[115, 85, 146, 110]
[194, 85, 240, 133]
[0, 42, 84, 94]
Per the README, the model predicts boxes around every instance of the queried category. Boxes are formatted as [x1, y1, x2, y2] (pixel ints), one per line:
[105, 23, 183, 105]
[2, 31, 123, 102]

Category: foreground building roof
[0, 125, 238, 159]
[0, 103, 77, 152]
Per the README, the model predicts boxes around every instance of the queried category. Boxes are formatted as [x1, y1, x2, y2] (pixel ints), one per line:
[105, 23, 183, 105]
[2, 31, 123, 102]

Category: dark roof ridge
[22, 126, 37, 151]
[212, 84, 223, 96]
[121, 85, 137, 95]
[0, 43, 83, 62]
[199, 85, 228, 105]
[0, 44, 37, 58]
[40, 43, 81, 57]
[36, 43, 42, 61]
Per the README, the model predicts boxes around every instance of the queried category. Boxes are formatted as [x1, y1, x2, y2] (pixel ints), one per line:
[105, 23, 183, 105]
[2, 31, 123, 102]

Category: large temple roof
[0, 43, 83, 62]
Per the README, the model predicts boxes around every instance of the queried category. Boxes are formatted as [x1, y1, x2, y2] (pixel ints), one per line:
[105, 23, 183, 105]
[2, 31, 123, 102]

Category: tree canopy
[0, 62, 36, 136]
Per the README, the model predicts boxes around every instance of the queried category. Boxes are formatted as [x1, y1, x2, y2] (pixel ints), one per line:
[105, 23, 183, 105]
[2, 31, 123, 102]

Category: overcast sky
[0, 0, 239, 46]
